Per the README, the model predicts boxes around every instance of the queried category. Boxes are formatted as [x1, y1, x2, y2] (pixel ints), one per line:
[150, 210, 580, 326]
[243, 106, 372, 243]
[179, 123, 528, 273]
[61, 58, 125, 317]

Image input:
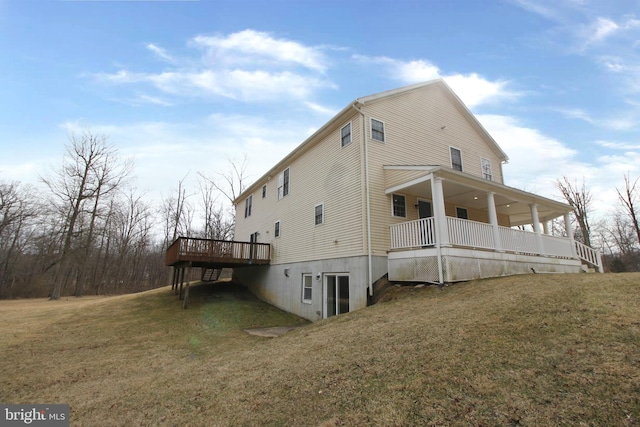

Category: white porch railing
[447, 217, 495, 250]
[389, 217, 436, 248]
[390, 216, 604, 273]
[575, 241, 603, 272]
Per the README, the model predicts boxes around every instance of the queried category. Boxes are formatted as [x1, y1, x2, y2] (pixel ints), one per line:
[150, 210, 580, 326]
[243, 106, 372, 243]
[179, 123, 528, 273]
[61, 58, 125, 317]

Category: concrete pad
[244, 325, 302, 337]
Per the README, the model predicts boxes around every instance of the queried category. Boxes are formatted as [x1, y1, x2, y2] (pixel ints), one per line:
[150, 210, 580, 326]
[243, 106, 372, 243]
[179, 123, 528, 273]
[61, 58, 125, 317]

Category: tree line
[0, 130, 244, 299]
[557, 175, 640, 272]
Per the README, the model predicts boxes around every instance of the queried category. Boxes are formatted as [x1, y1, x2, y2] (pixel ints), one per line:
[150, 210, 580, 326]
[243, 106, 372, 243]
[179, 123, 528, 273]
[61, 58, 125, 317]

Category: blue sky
[1, 0, 640, 219]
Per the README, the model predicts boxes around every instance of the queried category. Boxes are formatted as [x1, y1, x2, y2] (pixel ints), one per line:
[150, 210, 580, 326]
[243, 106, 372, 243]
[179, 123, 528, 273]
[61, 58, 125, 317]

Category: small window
[244, 195, 253, 218]
[392, 194, 406, 218]
[341, 123, 352, 147]
[315, 204, 324, 225]
[456, 207, 469, 220]
[481, 158, 492, 181]
[278, 167, 290, 200]
[450, 147, 463, 171]
[262, 184, 267, 198]
[274, 221, 280, 238]
[371, 118, 385, 142]
[302, 274, 313, 303]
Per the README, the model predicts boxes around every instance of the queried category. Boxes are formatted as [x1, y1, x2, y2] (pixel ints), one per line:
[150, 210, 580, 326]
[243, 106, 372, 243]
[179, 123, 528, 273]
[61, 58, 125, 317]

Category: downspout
[351, 101, 373, 298]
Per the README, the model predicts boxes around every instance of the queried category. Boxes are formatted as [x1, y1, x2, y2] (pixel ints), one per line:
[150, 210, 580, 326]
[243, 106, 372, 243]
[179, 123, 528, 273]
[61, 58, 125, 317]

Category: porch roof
[383, 165, 571, 226]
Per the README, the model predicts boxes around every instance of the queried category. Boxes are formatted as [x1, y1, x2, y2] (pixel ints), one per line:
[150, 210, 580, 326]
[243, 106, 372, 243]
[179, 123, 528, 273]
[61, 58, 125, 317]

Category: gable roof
[234, 79, 509, 204]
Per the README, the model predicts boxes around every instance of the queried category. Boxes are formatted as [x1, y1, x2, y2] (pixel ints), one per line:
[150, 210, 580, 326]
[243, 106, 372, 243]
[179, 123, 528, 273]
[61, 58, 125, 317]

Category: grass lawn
[1, 274, 640, 426]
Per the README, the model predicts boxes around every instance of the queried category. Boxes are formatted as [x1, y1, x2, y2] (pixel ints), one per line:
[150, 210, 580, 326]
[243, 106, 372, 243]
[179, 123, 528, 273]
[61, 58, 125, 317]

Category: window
[278, 167, 290, 200]
[244, 195, 252, 218]
[341, 123, 352, 147]
[274, 221, 280, 238]
[481, 158, 493, 181]
[450, 147, 463, 171]
[456, 207, 469, 220]
[315, 204, 324, 225]
[392, 194, 406, 218]
[371, 118, 385, 142]
[262, 184, 267, 198]
[302, 274, 313, 303]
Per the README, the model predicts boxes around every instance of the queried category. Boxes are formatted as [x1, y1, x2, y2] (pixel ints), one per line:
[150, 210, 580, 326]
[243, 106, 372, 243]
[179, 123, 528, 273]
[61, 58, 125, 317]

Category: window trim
[302, 273, 313, 304]
[274, 220, 281, 238]
[392, 193, 407, 218]
[315, 203, 324, 225]
[481, 157, 493, 181]
[244, 195, 253, 218]
[450, 146, 463, 171]
[370, 118, 385, 143]
[341, 122, 352, 147]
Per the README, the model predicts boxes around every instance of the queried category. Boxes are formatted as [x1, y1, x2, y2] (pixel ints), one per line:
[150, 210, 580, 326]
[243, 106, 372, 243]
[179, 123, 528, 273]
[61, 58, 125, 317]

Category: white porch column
[487, 192, 503, 252]
[432, 177, 449, 247]
[543, 221, 550, 235]
[530, 204, 544, 255]
[564, 212, 578, 257]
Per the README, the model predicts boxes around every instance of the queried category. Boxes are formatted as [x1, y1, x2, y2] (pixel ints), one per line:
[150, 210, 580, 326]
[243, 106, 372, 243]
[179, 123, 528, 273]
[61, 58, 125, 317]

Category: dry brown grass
[1, 274, 640, 426]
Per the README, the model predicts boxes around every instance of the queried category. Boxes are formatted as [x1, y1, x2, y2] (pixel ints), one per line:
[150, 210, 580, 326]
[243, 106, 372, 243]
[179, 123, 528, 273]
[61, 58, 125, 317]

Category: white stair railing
[574, 241, 604, 273]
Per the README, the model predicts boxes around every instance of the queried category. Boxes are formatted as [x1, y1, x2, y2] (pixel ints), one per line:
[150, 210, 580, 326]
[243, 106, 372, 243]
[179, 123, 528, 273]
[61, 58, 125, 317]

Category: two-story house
[232, 79, 602, 321]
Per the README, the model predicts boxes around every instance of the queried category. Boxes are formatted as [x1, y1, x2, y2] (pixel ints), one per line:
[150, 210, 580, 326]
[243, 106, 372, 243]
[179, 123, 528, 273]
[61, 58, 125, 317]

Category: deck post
[179, 267, 185, 299]
[183, 267, 190, 309]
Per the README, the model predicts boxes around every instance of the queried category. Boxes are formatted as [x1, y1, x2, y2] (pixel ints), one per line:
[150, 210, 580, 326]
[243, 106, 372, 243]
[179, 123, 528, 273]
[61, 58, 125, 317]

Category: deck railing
[575, 241, 603, 272]
[498, 226, 539, 254]
[165, 237, 271, 266]
[447, 217, 495, 250]
[389, 217, 436, 248]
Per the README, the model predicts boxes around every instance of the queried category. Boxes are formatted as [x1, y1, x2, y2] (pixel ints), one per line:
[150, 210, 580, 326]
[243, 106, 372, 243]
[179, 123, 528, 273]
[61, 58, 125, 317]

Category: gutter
[351, 101, 373, 298]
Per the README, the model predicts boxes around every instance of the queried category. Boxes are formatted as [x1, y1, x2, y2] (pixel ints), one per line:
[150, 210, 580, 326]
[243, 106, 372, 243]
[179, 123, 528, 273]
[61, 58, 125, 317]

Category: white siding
[235, 112, 365, 265]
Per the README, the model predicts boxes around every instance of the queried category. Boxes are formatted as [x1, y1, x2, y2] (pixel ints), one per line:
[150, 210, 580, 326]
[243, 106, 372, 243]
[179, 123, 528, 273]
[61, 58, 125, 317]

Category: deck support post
[179, 267, 185, 299]
[183, 267, 190, 309]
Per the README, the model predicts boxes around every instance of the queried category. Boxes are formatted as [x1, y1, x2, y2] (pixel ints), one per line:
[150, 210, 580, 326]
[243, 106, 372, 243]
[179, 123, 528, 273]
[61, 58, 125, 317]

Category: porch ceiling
[384, 166, 571, 226]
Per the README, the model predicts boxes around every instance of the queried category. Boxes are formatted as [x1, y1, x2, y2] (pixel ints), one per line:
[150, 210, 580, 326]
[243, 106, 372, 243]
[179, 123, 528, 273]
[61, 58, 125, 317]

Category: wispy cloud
[146, 43, 175, 63]
[92, 30, 333, 105]
[554, 107, 638, 131]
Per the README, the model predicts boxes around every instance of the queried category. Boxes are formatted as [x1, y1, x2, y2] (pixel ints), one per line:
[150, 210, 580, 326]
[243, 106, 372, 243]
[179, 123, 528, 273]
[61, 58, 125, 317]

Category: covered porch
[384, 166, 603, 283]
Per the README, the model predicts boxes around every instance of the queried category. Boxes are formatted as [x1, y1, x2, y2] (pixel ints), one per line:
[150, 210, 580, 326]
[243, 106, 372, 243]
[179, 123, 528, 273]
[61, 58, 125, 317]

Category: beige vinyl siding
[361, 83, 507, 253]
[234, 113, 364, 265]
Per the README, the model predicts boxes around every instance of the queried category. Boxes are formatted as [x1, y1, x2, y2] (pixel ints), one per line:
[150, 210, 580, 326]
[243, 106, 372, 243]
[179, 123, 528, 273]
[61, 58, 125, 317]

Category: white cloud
[586, 17, 620, 45]
[354, 55, 517, 108]
[595, 140, 640, 150]
[146, 43, 174, 63]
[191, 30, 328, 72]
[93, 30, 333, 106]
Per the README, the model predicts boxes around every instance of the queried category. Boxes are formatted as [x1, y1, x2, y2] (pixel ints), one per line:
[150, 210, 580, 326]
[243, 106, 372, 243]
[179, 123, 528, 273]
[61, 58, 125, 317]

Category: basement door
[324, 274, 349, 318]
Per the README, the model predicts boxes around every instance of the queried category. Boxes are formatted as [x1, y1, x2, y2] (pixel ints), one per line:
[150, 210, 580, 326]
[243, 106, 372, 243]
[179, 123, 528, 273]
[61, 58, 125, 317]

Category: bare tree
[160, 174, 193, 248]
[556, 176, 593, 246]
[0, 181, 37, 297]
[41, 129, 131, 299]
[616, 174, 640, 246]
[198, 155, 249, 206]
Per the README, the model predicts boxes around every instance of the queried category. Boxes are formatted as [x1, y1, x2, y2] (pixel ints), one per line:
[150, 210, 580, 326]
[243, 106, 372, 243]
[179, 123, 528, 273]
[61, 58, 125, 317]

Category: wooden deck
[165, 237, 271, 268]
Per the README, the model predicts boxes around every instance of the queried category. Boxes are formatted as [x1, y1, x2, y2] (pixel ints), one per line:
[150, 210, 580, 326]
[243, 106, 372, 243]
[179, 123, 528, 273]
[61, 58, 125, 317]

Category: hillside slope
[1, 274, 639, 426]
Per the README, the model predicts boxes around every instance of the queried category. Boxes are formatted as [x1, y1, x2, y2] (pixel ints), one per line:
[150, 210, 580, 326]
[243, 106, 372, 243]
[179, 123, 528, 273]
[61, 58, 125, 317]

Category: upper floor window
[450, 147, 463, 171]
[392, 194, 406, 218]
[278, 167, 290, 200]
[262, 184, 267, 198]
[244, 195, 253, 218]
[371, 118, 385, 142]
[315, 203, 324, 225]
[481, 158, 493, 181]
[341, 123, 352, 147]
[274, 220, 280, 238]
